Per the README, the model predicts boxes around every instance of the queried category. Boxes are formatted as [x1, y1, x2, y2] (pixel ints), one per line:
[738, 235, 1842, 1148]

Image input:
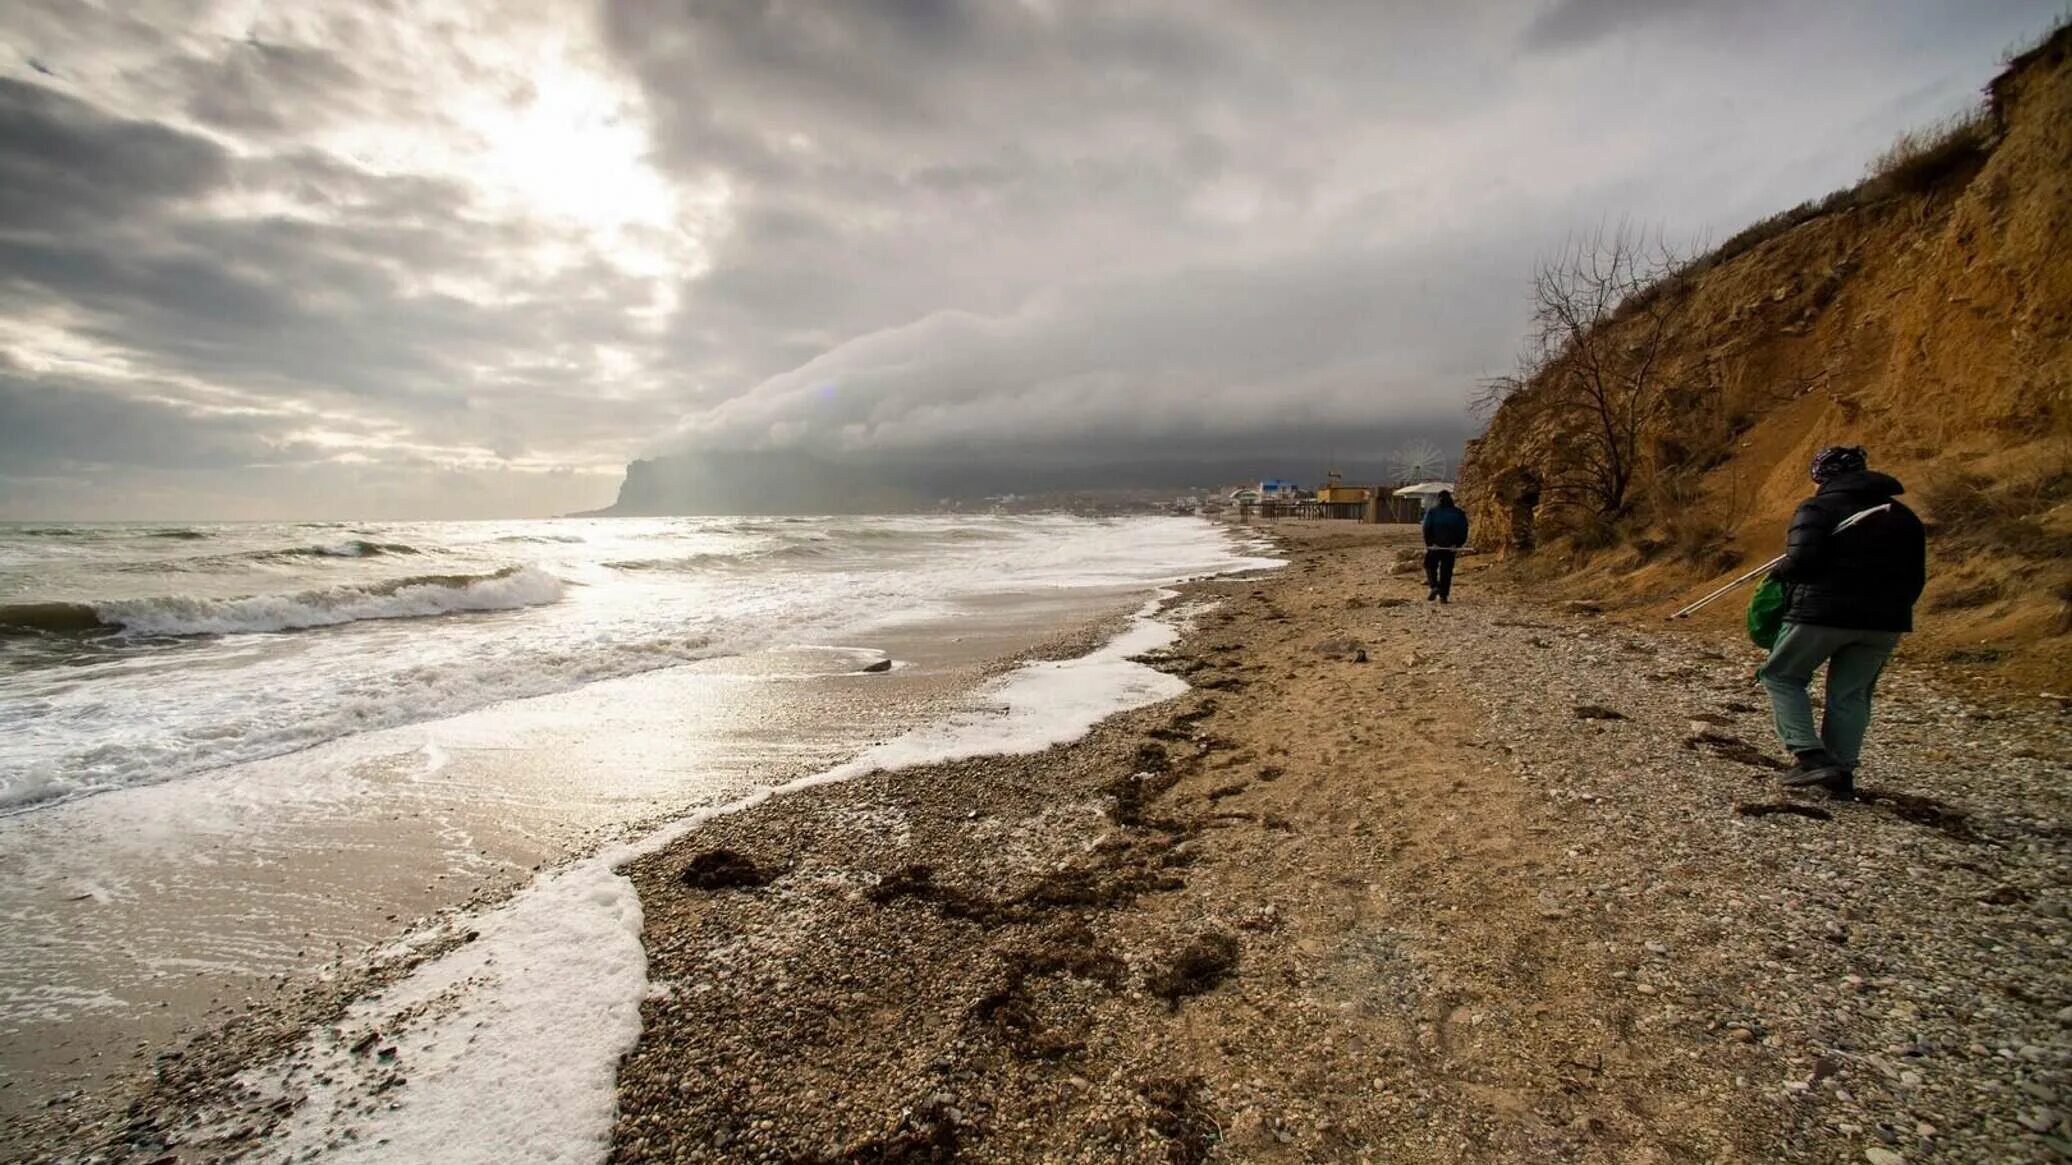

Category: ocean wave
[0, 601, 106, 635]
[106, 540, 427, 573]
[492, 533, 586, 544]
[602, 554, 728, 572]
[604, 541, 838, 572]
[144, 529, 210, 540]
[0, 566, 565, 638]
[272, 539, 423, 560]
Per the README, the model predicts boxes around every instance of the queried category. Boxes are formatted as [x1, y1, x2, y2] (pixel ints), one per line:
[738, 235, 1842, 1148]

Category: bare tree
[1513, 222, 1689, 517]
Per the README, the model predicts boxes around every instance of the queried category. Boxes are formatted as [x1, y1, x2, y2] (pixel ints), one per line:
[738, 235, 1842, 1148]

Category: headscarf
[1810, 446, 1868, 483]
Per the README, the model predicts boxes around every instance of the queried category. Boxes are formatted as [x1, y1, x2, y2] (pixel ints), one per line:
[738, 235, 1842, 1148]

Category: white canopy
[1392, 481, 1456, 498]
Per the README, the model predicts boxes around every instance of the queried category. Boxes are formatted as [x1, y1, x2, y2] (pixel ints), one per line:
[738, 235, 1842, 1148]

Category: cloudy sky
[0, 0, 2055, 519]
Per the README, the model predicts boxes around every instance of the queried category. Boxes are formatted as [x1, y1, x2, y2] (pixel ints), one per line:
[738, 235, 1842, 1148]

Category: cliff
[1460, 24, 2072, 692]
[584, 452, 925, 516]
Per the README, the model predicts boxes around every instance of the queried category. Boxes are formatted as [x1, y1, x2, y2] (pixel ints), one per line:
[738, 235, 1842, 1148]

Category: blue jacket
[1422, 503, 1469, 548]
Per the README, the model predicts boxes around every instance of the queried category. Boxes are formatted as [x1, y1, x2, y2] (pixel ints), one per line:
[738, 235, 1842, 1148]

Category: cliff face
[1460, 25, 2072, 691]
[591, 452, 924, 516]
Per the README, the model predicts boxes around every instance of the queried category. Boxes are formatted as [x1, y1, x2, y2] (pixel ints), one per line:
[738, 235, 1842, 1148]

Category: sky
[0, 0, 2058, 519]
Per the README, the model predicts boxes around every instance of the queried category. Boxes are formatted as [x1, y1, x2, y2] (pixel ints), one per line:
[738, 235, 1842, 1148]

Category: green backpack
[1746, 576, 1788, 650]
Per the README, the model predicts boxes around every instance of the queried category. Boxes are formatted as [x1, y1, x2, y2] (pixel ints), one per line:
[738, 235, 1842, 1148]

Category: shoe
[1782, 750, 1847, 787]
[1427, 590, 1438, 602]
[1439, 595, 1450, 604]
[1823, 771, 1857, 801]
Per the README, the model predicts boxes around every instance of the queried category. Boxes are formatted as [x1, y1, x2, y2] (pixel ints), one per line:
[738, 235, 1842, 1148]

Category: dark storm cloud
[0, 0, 2062, 517]
[600, 0, 2059, 481]
[0, 78, 230, 232]
[0, 359, 323, 472]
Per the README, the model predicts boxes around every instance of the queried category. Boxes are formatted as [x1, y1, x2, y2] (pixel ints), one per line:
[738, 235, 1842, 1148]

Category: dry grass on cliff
[1461, 21, 2072, 694]
[1863, 107, 1996, 198]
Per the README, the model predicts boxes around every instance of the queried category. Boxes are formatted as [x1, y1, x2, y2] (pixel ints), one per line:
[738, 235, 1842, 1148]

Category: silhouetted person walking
[1758, 446, 1926, 799]
[1421, 490, 1469, 603]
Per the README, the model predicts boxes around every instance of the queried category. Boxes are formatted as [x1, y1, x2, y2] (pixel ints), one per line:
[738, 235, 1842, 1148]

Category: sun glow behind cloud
[312, 9, 721, 287]
[0, 0, 716, 508]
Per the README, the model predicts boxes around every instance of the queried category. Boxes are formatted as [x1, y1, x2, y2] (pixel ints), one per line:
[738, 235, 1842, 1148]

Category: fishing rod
[1668, 504, 1891, 620]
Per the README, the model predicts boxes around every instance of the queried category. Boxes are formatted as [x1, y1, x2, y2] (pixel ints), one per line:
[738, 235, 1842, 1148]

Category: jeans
[1757, 622, 1902, 769]
[1423, 548, 1457, 599]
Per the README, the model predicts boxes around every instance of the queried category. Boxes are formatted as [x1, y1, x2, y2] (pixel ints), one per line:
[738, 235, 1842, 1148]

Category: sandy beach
[605, 523, 2067, 1164]
[16, 522, 2069, 1164]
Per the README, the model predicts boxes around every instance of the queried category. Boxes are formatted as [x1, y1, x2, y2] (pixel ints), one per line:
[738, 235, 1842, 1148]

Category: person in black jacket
[1421, 491, 1470, 603]
[1757, 446, 1927, 798]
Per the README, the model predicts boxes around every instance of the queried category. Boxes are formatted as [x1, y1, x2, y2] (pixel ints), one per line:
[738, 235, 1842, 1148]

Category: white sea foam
[249, 589, 1226, 1164]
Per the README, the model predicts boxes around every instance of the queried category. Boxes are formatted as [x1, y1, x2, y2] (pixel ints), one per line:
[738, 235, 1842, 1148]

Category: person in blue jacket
[1421, 491, 1470, 603]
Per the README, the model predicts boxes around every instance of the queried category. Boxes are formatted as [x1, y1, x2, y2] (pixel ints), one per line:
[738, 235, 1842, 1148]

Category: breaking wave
[0, 602, 106, 635]
[266, 539, 423, 560]
[0, 566, 564, 638]
[603, 541, 841, 572]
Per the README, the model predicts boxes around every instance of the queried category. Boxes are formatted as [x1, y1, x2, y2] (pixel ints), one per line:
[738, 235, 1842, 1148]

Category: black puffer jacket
[1770, 470, 1927, 632]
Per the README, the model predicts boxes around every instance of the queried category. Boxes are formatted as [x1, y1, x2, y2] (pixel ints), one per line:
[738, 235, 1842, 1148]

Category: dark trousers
[1424, 547, 1457, 599]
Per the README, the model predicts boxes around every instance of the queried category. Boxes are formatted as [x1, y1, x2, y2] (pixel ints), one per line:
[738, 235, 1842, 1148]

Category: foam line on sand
[245, 587, 1230, 1163]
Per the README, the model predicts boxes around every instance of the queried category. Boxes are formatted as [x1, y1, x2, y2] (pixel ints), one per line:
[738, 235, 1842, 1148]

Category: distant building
[1258, 478, 1301, 500]
[1314, 471, 1372, 507]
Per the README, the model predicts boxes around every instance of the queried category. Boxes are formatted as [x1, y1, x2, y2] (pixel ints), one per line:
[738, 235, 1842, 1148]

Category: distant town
[939, 469, 1456, 522]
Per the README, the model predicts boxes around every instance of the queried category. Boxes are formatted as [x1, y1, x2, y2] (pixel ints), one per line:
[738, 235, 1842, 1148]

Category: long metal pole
[1667, 503, 1892, 621]
[1670, 554, 1786, 619]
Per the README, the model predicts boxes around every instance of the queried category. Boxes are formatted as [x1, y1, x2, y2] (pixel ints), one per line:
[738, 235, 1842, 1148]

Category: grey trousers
[1757, 621, 1903, 769]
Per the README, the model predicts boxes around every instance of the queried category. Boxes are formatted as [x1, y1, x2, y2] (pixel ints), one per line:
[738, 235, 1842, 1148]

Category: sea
[0, 514, 1274, 812]
[0, 514, 1278, 1143]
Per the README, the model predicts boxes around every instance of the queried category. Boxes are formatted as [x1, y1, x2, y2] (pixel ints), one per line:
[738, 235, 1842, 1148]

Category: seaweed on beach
[1140, 1076, 1220, 1165]
[865, 865, 1007, 923]
[1147, 932, 1239, 1007]
[1145, 701, 1219, 743]
[1019, 862, 1184, 911]
[1104, 763, 1187, 828]
[679, 849, 776, 891]
[971, 922, 1127, 1060]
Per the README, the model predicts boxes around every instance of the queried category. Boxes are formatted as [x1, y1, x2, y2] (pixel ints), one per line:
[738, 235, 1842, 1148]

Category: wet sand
[0, 585, 1145, 1146]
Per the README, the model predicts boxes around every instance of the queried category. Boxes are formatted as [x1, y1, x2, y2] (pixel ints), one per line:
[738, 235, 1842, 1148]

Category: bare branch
[1502, 222, 1690, 518]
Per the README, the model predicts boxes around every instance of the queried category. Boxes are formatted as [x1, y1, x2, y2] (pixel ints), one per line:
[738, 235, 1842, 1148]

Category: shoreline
[14, 522, 2066, 1164]
[1, 568, 1218, 1160]
[611, 523, 2067, 1164]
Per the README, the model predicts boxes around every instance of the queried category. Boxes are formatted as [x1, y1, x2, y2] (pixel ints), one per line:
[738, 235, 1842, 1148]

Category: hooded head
[1811, 446, 1869, 483]
[1437, 490, 1455, 507]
